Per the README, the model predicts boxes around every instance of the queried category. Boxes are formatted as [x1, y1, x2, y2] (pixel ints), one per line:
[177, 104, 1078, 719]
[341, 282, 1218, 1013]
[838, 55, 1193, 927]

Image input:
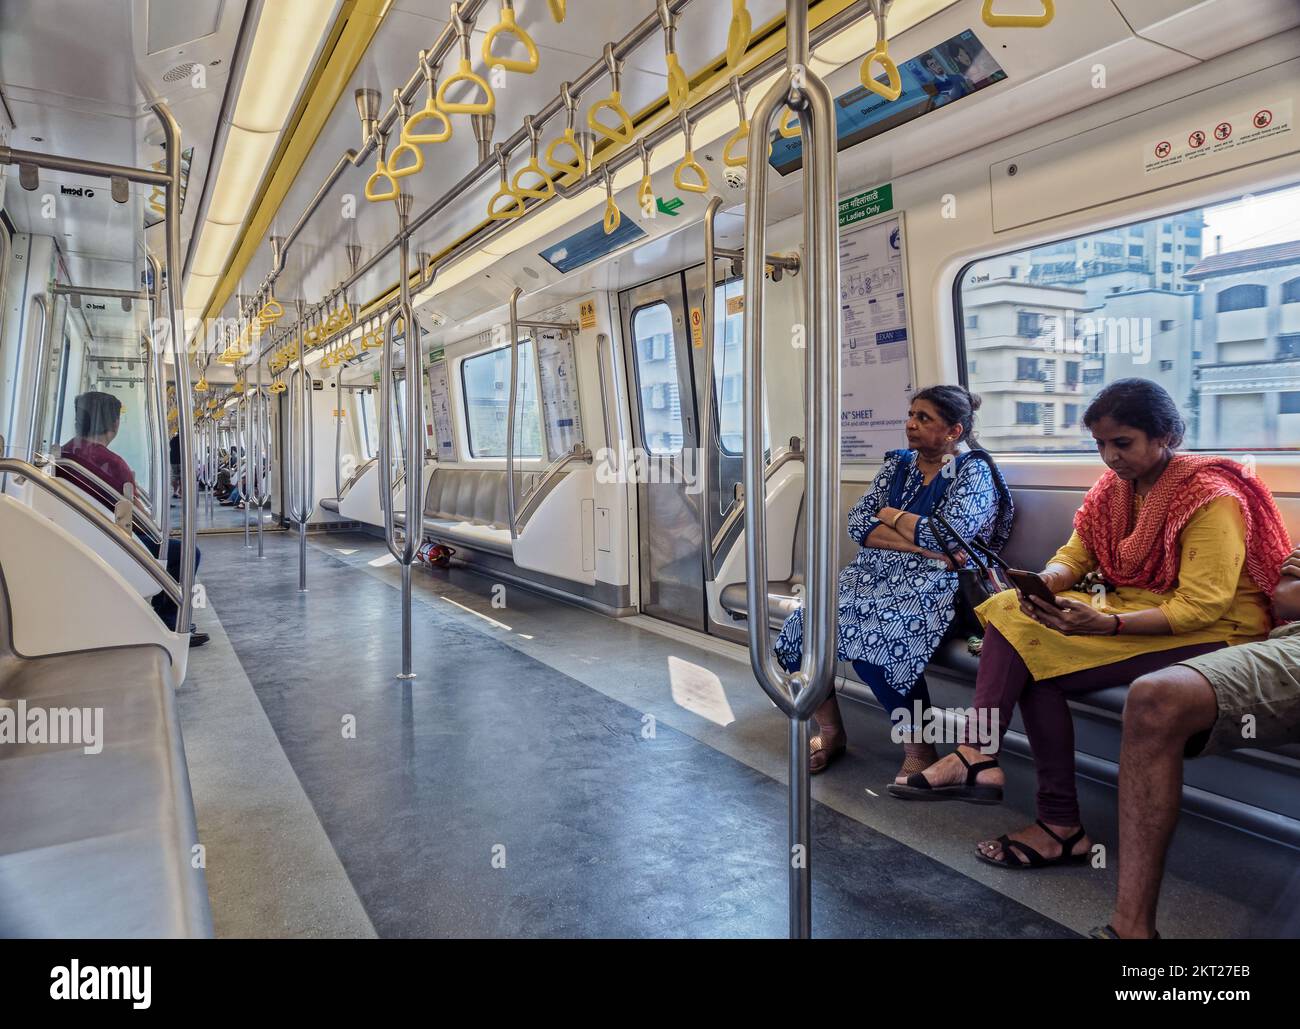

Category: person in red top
[57, 391, 207, 646]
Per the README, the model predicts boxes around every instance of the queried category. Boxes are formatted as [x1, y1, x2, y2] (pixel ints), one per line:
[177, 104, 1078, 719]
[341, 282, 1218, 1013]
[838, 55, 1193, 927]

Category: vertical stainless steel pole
[155, 101, 195, 633]
[740, 0, 840, 939]
[146, 255, 172, 564]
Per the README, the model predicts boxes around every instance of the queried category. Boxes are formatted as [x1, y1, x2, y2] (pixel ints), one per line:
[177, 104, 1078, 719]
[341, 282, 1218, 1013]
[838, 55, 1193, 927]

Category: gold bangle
[889, 510, 905, 531]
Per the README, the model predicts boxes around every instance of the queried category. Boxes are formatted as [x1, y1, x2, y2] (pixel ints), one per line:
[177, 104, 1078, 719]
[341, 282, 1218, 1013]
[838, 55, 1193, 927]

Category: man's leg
[1110, 665, 1218, 939]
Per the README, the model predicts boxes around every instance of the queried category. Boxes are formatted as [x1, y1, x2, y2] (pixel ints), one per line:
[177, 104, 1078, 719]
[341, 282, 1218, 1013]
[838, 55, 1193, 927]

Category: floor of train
[177, 530, 1298, 939]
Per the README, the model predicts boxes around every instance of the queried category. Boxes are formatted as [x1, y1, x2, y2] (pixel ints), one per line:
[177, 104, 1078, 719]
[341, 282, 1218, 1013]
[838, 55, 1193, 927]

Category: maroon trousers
[964, 626, 1224, 825]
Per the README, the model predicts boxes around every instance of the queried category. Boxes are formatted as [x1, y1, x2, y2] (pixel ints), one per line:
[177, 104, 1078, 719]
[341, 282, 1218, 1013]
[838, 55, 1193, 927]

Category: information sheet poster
[839, 214, 913, 461]
[427, 359, 456, 460]
[536, 329, 583, 460]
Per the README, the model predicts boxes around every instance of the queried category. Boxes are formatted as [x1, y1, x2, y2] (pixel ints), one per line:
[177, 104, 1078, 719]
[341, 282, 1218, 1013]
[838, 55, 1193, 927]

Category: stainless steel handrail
[334, 364, 344, 500]
[505, 287, 580, 542]
[34, 454, 165, 541]
[595, 333, 615, 463]
[24, 294, 51, 464]
[287, 312, 317, 592]
[0, 457, 182, 606]
[378, 194, 425, 680]
[245, 0, 867, 370]
[709, 438, 803, 554]
[513, 444, 593, 535]
[741, 0, 841, 941]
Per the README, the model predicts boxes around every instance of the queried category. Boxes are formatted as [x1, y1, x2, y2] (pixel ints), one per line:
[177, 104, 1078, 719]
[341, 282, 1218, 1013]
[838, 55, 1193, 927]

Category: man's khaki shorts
[1177, 622, 1300, 757]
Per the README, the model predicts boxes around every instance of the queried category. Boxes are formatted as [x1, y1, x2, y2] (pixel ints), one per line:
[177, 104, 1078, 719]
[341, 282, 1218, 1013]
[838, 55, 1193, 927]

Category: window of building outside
[957, 182, 1300, 451]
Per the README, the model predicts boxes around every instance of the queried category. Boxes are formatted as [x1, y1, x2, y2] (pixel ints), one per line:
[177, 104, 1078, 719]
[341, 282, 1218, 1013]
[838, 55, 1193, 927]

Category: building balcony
[1281, 303, 1300, 336]
[1198, 359, 1300, 395]
[1215, 307, 1269, 343]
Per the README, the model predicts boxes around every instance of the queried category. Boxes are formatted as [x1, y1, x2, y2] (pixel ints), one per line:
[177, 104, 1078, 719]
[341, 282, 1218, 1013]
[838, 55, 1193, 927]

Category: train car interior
[1, 0, 1299, 940]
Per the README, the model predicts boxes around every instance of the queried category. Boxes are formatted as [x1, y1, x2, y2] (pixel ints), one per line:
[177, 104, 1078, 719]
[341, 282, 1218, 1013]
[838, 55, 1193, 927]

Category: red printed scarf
[1074, 454, 1292, 596]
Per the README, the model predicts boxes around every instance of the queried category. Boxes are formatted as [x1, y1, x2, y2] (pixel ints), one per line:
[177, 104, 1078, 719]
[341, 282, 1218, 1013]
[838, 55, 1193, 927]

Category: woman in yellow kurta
[888, 378, 1292, 870]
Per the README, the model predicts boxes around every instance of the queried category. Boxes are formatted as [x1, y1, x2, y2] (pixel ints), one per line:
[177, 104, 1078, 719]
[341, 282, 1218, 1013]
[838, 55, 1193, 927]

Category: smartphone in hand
[1007, 568, 1058, 605]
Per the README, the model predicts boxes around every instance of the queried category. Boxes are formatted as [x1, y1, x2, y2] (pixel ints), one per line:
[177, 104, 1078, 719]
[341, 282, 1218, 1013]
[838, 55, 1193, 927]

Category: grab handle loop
[726, 0, 752, 69]
[602, 165, 620, 235]
[482, 0, 539, 75]
[673, 112, 709, 194]
[403, 50, 453, 144]
[778, 106, 800, 138]
[387, 90, 425, 178]
[723, 77, 749, 166]
[511, 115, 556, 199]
[547, 0, 565, 22]
[437, 3, 495, 115]
[588, 43, 634, 146]
[859, 4, 902, 102]
[487, 144, 526, 221]
[544, 82, 586, 177]
[658, 0, 689, 113]
[364, 132, 399, 202]
[981, 0, 1054, 27]
[637, 137, 655, 211]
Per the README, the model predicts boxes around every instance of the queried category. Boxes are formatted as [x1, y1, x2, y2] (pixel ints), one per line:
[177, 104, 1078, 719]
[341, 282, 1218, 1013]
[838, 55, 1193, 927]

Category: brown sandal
[809, 728, 846, 774]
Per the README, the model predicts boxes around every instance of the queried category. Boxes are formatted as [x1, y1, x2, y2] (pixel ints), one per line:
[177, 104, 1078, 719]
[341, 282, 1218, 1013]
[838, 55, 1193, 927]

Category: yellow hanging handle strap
[511, 115, 556, 200]
[547, 0, 565, 22]
[673, 112, 709, 195]
[544, 81, 586, 177]
[404, 50, 453, 145]
[636, 138, 655, 212]
[365, 133, 399, 202]
[387, 89, 425, 178]
[601, 166, 620, 236]
[726, 0, 752, 69]
[777, 106, 800, 139]
[722, 77, 749, 167]
[482, 0, 539, 75]
[194, 376, 209, 393]
[437, 3, 495, 115]
[486, 144, 526, 221]
[859, 0, 902, 102]
[981, 0, 1054, 28]
[658, 0, 689, 114]
[587, 44, 633, 146]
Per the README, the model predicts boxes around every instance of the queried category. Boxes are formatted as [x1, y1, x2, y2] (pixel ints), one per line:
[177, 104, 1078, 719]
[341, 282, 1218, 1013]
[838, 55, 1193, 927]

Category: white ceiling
[0, 0, 249, 290]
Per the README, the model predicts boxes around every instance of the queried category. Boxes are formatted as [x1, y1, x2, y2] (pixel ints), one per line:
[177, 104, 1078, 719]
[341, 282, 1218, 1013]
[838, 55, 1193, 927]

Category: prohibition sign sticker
[1188, 129, 1207, 149]
[1214, 121, 1232, 141]
[1154, 141, 1172, 159]
[1254, 109, 1273, 129]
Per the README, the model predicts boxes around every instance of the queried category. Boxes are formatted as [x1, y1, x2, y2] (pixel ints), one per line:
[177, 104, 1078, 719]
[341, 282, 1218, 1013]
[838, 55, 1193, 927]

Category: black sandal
[976, 820, 1090, 870]
[886, 748, 1003, 804]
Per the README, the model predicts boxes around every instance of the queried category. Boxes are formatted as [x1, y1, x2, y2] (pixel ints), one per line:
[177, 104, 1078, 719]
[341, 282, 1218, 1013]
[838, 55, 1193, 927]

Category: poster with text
[427, 359, 456, 461]
[840, 215, 913, 461]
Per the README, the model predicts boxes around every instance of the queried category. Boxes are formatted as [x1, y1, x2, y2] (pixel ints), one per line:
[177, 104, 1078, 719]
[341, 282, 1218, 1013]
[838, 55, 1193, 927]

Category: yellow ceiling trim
[203, 0, 393, 323]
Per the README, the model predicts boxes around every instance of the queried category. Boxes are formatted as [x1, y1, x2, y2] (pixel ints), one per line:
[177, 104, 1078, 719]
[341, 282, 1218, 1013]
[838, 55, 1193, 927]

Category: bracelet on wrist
[1111, 614, 1123, 635]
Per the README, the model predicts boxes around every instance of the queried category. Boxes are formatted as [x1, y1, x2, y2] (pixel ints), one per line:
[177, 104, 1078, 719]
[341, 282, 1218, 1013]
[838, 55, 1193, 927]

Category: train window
[631, 302, 684, 455]
[958, 183, 1300, 452]
[461, 341, 542, 459]
[359, 389, 379, 460]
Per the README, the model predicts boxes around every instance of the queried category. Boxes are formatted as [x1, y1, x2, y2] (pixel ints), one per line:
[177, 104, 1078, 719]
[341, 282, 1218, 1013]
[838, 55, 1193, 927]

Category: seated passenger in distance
[774, 385, 1014, 779]
[891, 379, 1291, 872]
[1094, 546, 1300, 939]
[57, 391, 208, 647]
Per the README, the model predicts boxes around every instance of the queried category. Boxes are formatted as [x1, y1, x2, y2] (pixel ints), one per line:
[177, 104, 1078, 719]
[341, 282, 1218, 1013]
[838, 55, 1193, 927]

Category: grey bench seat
[0, 568, 211, 938]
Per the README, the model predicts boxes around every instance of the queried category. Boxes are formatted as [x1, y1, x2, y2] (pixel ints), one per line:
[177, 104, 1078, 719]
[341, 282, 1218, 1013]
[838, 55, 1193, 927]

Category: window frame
[627, 298, 686, 456]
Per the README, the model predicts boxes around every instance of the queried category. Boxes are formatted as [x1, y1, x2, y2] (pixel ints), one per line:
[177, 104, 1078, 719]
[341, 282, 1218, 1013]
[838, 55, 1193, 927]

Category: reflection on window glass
[461, 342, 542, 458]
[958, 183, 1300, 452]
[711, 279, 768, 456]
[359, 389, 379, 460]
[632, 302, 683, 455]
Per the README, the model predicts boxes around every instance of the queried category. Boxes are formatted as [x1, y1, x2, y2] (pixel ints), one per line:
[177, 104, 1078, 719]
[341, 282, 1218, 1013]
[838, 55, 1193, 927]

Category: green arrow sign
[657, 196, 684, 217]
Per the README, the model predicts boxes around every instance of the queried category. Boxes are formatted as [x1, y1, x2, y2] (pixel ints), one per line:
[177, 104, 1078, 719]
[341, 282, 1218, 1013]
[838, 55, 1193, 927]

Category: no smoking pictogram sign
[1154, 141, 1172, 159]
[1188, 129, 1207, 149]
[1214, 121, 1232, 141]
[1254, 109, 1273, 129]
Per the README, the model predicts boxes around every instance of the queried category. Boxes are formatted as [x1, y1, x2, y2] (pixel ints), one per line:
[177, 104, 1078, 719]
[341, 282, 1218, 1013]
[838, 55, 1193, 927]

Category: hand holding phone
[1007, 568, 1058, 605]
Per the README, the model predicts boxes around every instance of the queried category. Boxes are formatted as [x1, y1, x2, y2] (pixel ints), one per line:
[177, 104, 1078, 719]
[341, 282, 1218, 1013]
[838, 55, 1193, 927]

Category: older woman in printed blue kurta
[775, 450, 1007, 683]
[772, 386, 1014, 778]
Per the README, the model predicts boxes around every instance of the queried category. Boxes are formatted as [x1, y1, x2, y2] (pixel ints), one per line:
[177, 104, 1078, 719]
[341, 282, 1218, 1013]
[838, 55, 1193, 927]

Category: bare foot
[894, 744, 1005, 788]
[977, 821, 1091, 864]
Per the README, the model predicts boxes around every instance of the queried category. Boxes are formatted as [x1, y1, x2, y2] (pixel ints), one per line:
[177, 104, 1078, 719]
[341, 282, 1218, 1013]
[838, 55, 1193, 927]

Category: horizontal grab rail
[0, 457, 182, 606]
[33, 454, 164, 541]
